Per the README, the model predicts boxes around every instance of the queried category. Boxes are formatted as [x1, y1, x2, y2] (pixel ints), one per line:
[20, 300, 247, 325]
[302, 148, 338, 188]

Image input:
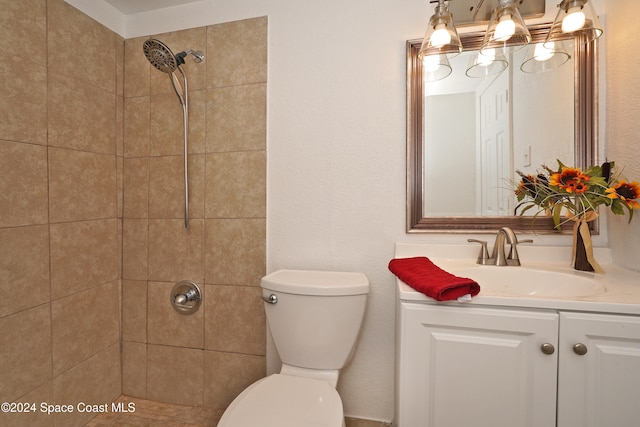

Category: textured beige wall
[121, 17, 268, 409]
[0, 0, 122, 426]
[604, 1, 640, 270]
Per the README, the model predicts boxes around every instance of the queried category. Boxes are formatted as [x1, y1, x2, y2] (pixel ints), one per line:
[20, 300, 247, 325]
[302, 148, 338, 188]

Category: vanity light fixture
[416, 0, 603, 82]
[545, 0, 603, 47]
[481, 0, 531, 54]
[418, 0, 463, 59]
[520, 41, 571, 73]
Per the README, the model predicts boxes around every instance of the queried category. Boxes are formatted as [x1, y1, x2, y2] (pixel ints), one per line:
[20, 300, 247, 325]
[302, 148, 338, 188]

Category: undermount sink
[449, 266, 606, 298]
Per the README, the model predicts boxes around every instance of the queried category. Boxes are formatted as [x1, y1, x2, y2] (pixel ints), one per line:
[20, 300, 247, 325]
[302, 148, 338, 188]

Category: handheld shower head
[143, 38, 178, 74]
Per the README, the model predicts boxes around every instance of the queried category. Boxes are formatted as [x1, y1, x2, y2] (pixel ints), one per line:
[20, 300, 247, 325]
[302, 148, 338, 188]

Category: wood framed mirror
[407, 25, 598, 233]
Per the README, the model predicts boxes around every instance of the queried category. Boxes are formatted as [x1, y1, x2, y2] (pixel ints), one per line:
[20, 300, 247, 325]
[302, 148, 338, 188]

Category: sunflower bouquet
[515, 160, 639, 272]
[515, 160, 640, 228]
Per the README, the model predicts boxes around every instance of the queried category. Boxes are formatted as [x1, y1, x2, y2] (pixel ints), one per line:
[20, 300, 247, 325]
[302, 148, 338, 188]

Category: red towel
[389, 257, 480, 301]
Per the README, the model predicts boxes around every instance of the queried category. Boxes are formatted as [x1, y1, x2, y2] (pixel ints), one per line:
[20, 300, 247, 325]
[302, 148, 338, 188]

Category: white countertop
[394, 243, 640, 315]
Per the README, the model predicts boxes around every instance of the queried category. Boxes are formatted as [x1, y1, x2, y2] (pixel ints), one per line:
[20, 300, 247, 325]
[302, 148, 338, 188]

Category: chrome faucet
[468, 227, 533, 266]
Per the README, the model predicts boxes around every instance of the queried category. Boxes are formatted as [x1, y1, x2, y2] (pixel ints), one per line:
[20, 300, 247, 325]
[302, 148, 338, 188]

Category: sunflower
[549, 167, 591, 194]
[606, 180, 640, 209]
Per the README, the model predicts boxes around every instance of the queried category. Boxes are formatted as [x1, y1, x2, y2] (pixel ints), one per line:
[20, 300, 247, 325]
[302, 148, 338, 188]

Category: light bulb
[494, 14, 516, 41]
[430, 24, 452, 48]
[423, 55, 442, 72]
[477, 49, 496, 67]
[562, 6, 586, 33]
[534, 42, 554, 62]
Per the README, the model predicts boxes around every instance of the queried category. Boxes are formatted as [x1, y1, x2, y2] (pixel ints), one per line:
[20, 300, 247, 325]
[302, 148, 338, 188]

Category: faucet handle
[467, 239, 491, 265]
[507, 238, 533, 266]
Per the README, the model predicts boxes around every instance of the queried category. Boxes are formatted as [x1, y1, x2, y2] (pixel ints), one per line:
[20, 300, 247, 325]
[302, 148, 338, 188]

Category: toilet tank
[261, 269, 369, 370]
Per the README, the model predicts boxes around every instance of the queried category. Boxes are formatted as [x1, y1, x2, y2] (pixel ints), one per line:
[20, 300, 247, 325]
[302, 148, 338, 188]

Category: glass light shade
[481, 0, 531, 55]
[418, 1, 463, 59]
[465, 48, 509, 78]
[545, 0, 603, 47]
[520, 41, 571, 73]
[423, 54, 452, 82]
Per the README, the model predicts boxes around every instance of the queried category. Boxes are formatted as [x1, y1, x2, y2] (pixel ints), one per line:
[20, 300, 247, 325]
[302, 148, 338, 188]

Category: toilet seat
[218, 374, 344, 427]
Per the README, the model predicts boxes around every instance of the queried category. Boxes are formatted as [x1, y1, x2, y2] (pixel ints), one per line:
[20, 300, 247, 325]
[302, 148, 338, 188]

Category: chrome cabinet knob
[541, 343, 555, 355]
[573, 343, 588, 355]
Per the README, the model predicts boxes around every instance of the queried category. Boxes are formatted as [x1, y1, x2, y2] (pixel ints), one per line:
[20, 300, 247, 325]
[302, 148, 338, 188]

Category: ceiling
[103, 0, 202, 14]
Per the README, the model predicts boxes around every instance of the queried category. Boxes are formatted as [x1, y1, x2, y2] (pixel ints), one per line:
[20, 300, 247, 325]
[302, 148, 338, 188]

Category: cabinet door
[558, 312, 640, 427]
[397, 303, 558, 427]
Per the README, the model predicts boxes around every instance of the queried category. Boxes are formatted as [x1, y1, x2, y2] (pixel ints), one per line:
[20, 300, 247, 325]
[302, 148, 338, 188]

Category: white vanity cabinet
[396, 302, 640, 427]
[557, 312, 640, 427]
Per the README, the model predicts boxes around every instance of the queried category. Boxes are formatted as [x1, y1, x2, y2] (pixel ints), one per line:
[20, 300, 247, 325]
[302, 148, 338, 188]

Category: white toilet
[218, 269, 370, 427]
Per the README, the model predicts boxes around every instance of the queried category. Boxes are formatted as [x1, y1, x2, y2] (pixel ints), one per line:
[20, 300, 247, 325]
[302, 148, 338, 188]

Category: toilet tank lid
[261, 269, 370, 296]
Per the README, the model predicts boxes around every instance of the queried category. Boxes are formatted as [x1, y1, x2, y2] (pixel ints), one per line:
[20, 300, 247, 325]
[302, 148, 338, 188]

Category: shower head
[143, 38, 178, 74]
[143, 39, 205, 74]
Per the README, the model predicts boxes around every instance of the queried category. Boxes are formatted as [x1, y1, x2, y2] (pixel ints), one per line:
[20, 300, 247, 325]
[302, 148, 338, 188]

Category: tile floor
[85, 395, 392, 427]
[85, 396, 224, 426]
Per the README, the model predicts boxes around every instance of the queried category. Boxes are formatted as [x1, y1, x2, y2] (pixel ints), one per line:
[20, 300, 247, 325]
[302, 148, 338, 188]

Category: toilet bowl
[217, 374, 343, 427]
[217, 269, 369, 427]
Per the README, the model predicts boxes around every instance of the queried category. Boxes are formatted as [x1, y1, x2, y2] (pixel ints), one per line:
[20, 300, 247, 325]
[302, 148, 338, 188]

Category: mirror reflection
[422, 41, 575, 217]
[407, 26, 598, 233]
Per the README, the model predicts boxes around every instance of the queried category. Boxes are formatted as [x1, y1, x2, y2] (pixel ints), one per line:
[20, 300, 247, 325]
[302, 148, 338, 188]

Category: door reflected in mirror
[423, 43, 575, 216]
[407, 25, 598, 233]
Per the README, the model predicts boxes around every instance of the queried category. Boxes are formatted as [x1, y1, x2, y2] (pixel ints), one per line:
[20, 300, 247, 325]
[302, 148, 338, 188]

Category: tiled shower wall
[121, 18, 267, 408]
[1, 1, 122, 426]
[1, 0, 267, 424]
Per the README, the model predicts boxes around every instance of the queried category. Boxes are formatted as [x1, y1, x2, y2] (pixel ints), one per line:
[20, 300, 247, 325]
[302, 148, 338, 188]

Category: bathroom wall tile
[188, 90, 207, 154]
[0, 0, 46, 64]
[148, 281, 204, 348]
[0, 305, 51, 403]
[50, 219, 118, 300]
[204, 285, 265, 356]
[0, 54, 47, 145]
[149, 93, 182, 156]
[53, 343, 120, 427]
[0, 141, 48, 227]
[206, 83, 267, 153]
[123, 157, 149, 218]
[345, 418, 393, 427]
[116, 95, 125, 157]
[116, 35, 125, 97]
[124, 36, 151, 98]
[149, 90, 206, 156]
[117, 156, 124, 218]
[0, 225, 50, 318]
[205, 151, 266, 219]
[122, 280, 147, 343]
[207, 17, 267, 88]
[47, 0, 116, 93]
[203, 350, 265, 410]
[122, 219, 148, 281]
[48, 147, 117, 223]
[149, 154, 205, 220]
[122, 341, 147, 398]
[204, 219, 266, 286]
[149, 27, 208, 95]
[0, 382, 53, 427]
[117, 221, 123, 281]
[148, 219, 204, 283]
[47, 72, 116, 155]
[51, 281, 119, 376]
[147, 345, 204, 406]
[124, 96, 150, 158]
